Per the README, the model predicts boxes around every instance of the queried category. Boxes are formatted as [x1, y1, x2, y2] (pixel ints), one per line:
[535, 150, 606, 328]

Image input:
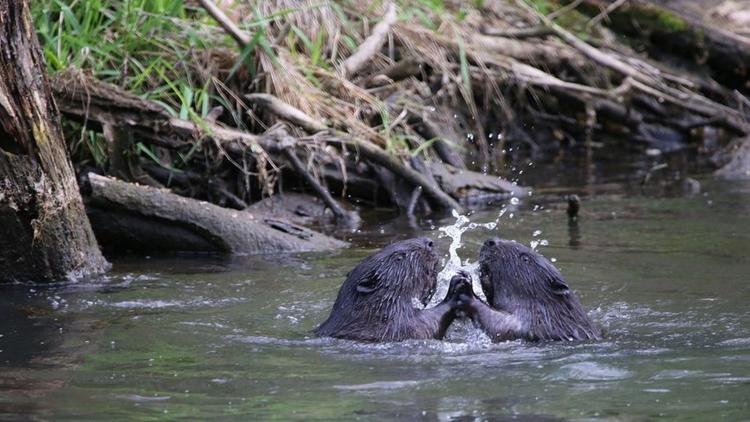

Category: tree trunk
[0, 1, 108, 282]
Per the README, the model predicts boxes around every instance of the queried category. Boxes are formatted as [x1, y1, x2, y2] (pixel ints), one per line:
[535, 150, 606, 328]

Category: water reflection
[0, 287, 66, 365]
[568, 220, 582, 248]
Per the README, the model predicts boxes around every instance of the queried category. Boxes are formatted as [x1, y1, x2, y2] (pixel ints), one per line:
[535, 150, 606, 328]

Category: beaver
[451, 237, 600, 342]
[315, 237, 464, 342]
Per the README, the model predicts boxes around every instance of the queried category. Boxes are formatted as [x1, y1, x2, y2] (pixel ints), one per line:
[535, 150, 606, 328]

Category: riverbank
[25, 0, 749, 259]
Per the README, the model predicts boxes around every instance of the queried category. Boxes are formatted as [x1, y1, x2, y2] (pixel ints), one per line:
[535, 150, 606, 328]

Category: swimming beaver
[452, 237, 601, 342]
[315, 237, 464, 342]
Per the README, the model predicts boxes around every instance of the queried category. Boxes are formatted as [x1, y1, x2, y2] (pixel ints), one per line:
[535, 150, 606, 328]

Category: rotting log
[0, 2, 108, 282]
[86, 173, 347, 254]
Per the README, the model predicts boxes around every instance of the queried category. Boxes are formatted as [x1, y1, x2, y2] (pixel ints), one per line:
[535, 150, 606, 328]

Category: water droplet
[533, 230, 542, 237]
[510, 197, 520, 205]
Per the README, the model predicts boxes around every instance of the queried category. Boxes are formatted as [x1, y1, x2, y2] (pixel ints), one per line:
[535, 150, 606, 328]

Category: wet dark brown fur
[315, 237, 461, 342]
[454, 237, 600, 342]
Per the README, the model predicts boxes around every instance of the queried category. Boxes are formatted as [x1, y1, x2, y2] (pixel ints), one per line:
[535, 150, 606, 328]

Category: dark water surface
[1, 179, 749, 421]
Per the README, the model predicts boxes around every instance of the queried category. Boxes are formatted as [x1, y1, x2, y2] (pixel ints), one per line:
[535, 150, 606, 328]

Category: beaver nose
[418, 237, 435, 249]
[485, 237, 501, 247]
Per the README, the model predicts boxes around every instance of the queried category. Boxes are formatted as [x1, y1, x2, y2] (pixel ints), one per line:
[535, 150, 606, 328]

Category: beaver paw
[446, 271, 475, 312]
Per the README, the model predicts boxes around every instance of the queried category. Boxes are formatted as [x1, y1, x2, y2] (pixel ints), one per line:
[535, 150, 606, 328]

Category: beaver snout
[419, 237, 435, 249]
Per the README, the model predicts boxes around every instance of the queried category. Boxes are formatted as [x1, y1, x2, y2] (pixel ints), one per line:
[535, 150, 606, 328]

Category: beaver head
[315, 237, 441, 341]
[478, 237, 600, 341]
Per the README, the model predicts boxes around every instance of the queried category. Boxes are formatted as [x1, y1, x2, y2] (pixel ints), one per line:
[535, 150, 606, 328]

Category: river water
[1, 177, 749, 420]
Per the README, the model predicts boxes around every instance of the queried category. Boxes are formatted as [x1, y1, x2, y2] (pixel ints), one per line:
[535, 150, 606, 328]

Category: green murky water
[1, 179, 749, 421]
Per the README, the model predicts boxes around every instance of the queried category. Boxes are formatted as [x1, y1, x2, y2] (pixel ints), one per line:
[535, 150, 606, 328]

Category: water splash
[530, 239, 548, 251]
[529, 229, 548, 251]
[437, 210, 498, 282]
[428, 210, 503, 305]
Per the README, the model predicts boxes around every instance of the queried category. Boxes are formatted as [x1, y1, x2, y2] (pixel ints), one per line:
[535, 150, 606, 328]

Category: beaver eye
[393, 252, 405, 261]
[520, 253, 531, 263]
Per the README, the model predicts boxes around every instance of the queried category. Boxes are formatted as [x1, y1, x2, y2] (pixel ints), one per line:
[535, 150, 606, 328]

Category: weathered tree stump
[0, 2, 108, 282]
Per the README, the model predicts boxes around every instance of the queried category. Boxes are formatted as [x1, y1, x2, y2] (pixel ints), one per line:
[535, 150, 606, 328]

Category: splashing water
[530, 239, 549, 251]
[530, 229, 549, 251]
[437, 210, 501, 280]
[426, 210, 501, 306]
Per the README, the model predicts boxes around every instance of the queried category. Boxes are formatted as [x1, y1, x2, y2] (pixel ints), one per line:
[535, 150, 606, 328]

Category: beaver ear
[548, 277, 570, 296]
[356, 275, 381, 294]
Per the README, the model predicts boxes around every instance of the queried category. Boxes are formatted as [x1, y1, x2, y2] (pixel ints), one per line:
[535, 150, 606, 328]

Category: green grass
[32, 0, 226, 167]
[34, 0, 213, 95]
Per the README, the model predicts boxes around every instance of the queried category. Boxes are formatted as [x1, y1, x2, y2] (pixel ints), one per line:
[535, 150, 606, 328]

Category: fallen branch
[517, 0, 749, 133]
[196, 0, 250, 46]
[344, 137, 463, 212]
[341, 2, 398, 78]
[546, 0, 584, 20]
[480, 26, 554, 39]
[245, 93, 327, 133]
[51, 73, 276, 156]
[585, 0, 627, 30]
[243, 92, 464, 212]
[278, 135, 359, 227]
[54, 74, 469, 212]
